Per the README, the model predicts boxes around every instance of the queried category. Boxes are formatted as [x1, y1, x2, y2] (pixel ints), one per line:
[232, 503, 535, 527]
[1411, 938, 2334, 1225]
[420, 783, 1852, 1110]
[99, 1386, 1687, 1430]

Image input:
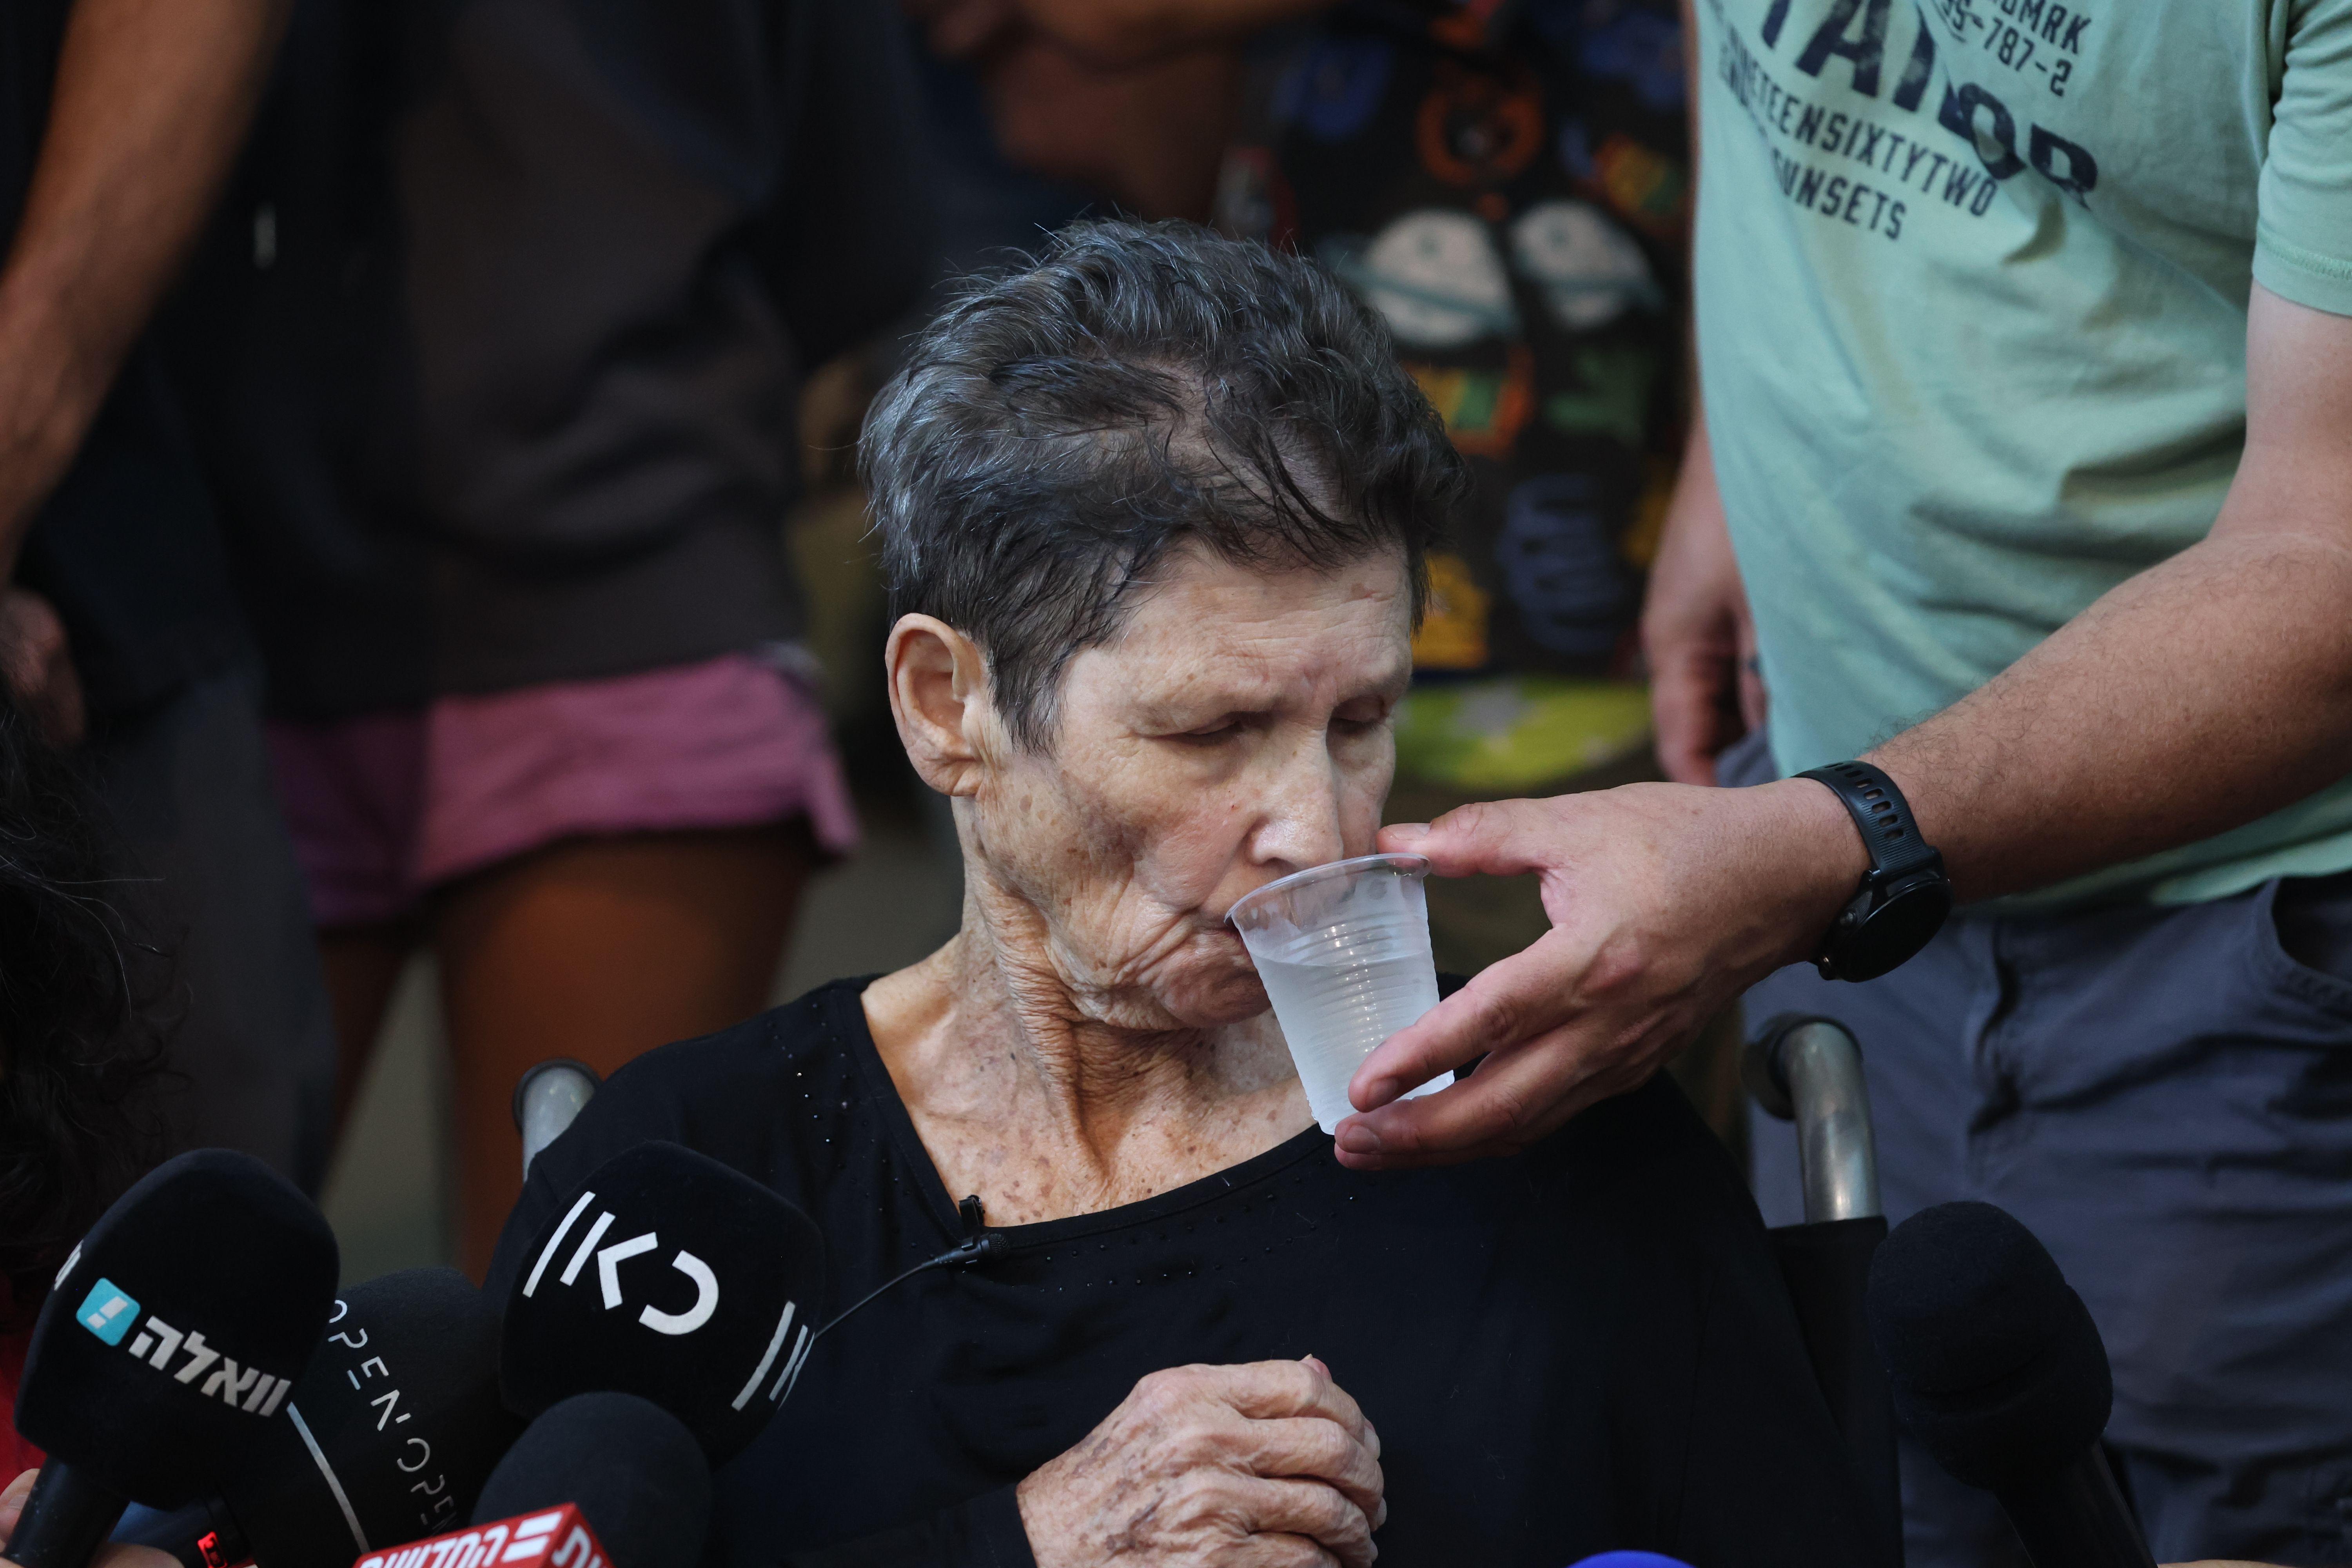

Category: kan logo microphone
[517, 1202, 719, 1338]
[499, 1143, 826, 1465]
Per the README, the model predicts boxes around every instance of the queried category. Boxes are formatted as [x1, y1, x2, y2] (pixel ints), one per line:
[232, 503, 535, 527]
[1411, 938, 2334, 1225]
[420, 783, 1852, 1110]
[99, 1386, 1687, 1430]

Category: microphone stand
[1996, 1447, 2156, 1568]
[4, 1460, 129, 1568]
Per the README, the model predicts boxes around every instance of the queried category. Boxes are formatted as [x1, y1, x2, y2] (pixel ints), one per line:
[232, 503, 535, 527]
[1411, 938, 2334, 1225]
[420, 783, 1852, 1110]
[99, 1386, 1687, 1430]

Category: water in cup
[1229, 853, 1446, 1133]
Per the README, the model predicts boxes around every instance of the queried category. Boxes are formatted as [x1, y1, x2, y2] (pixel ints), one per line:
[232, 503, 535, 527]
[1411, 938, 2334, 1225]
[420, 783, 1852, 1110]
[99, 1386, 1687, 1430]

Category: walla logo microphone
[71, 1280, 296, 1416]
[5, 1150, 340, 1568]
[499, 1143, 826, 1465]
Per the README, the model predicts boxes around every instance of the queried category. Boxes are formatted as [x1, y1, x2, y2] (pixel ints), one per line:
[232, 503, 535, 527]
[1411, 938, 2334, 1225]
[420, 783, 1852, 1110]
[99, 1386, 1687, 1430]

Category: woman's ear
[886, 614, 992, 798]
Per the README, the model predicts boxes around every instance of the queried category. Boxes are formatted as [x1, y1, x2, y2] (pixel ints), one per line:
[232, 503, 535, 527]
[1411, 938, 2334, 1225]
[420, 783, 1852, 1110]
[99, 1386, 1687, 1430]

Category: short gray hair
[860, 220, 1466, 749]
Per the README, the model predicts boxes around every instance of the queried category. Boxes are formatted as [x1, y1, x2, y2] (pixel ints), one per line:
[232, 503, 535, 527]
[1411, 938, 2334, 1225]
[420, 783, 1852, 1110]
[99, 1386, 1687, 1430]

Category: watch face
[1840, 880, 1955, 982]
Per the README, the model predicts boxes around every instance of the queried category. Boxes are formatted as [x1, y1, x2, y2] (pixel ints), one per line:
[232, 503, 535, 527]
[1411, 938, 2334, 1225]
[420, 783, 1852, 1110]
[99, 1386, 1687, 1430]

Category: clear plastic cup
[1228, 852, 1446, 1133]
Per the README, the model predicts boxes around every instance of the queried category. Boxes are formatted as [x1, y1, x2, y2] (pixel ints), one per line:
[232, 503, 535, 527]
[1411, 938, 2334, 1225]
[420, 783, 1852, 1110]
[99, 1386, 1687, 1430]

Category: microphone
[346, 1507, 610, 1568]
[470, 1394, 710, 1568]
[5, 1151, 340, 1568]
[214, 1267, 526, 1568]
[1866, 1200, 2155, 1568]
[111, 1269, 524, 1568]
[499, 1142, 826, 1465]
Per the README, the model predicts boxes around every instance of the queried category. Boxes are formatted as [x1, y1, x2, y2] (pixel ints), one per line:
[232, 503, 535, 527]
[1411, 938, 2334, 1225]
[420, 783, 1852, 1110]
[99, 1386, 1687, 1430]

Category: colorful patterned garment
[1219, 0, 1688, 791]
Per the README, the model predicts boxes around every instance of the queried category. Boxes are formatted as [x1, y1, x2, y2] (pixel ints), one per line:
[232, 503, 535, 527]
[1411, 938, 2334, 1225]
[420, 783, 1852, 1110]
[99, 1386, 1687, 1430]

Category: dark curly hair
[861, 219, 1468, 750]
[0, 694, 169, 1326]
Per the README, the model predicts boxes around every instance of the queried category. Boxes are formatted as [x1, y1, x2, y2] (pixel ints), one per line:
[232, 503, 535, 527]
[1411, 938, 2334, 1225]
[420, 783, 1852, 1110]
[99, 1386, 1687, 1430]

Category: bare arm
[1339, 283, 2352, 1168]
[1874, 285, 2352, 899]
[0, 0, 292, 573]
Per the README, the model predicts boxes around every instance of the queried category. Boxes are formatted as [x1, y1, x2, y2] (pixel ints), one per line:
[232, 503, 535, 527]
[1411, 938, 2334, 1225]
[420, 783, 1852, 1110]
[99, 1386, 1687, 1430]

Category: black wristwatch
[1797, 760, 1952, 982]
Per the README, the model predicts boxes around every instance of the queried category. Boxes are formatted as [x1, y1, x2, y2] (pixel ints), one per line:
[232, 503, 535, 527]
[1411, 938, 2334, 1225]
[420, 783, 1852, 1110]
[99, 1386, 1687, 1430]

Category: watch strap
[1797, 760, 1940, 880]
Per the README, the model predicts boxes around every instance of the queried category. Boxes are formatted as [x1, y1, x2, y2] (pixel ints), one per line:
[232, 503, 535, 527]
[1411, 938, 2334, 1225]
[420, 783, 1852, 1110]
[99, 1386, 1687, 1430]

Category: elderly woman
[489, 223, 1873, 1568]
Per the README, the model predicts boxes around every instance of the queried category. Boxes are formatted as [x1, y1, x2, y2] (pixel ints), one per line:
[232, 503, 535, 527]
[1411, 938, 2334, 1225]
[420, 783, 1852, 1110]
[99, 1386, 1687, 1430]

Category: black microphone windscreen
[471, 1394, 709, 1568]
[1866, 1200, 2112, 1487]
[222, 1268, 526, 1568]
[499, 1143, 826, 1465]
[15, 1150, 341, 1506]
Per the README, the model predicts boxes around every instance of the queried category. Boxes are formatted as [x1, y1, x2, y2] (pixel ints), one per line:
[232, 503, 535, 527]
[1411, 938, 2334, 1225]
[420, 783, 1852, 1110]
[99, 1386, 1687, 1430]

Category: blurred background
[1, 0, 1697, 1282]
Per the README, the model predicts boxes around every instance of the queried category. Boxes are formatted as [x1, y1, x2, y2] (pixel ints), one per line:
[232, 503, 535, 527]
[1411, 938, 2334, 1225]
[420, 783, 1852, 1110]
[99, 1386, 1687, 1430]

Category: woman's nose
[1250, 738, 1348, 874]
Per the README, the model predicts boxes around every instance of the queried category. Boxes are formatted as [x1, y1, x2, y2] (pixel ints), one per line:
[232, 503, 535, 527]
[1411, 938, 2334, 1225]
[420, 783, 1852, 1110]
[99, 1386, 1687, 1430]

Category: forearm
[1868, 287, 2352, 904]
[1870, 530, 2352, 902]
[0, 0, 290, 572]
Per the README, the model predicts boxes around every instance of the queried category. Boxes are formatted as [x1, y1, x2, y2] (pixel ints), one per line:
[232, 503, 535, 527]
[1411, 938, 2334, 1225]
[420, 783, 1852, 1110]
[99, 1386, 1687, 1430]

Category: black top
[3, 0, 248, 719]
[489, 980, 1875, 1568]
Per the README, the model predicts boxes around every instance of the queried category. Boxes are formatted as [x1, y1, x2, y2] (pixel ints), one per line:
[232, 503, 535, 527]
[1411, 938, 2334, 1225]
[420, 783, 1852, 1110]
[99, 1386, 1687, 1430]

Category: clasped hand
[1018, 1356, 1385, 1567]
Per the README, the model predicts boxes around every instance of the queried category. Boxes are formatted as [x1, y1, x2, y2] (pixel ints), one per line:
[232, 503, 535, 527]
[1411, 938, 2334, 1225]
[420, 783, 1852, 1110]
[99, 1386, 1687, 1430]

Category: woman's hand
[1016, 1356, 1387, 1566]
[0, 1469, 176, 1568]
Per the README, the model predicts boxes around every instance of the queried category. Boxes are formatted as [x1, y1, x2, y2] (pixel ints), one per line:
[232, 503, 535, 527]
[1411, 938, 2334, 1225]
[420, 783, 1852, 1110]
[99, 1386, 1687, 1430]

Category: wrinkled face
[969, 546, 1413, 1030]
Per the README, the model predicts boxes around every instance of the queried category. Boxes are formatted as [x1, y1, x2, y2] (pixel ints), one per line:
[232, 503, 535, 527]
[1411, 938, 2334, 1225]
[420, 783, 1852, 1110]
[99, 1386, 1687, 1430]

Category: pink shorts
[267, 653, 860, 928]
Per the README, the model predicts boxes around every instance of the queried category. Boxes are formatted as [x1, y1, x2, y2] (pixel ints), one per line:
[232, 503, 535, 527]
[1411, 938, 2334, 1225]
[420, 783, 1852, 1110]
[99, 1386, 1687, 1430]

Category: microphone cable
[814, 1227, 1008, 1342]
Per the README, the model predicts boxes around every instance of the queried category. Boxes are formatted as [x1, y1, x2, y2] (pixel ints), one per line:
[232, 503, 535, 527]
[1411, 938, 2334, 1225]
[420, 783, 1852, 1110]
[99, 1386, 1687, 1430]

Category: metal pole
[1744, 1014, 1882, 1223]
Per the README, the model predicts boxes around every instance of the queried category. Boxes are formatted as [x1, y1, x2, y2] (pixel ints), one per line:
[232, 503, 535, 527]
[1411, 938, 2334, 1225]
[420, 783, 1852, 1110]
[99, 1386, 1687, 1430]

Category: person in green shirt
[1325, 0, 2352, 1562]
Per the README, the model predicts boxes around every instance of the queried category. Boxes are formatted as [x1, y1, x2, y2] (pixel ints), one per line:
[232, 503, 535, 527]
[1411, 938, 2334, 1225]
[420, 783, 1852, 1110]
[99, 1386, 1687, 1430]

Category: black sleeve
[1630, 1102, 1880, 1567]
[1559, 1079, 1880, 1567]
[1661, 1247, 1881, 1566]
[780, 1487, 1034, 1568]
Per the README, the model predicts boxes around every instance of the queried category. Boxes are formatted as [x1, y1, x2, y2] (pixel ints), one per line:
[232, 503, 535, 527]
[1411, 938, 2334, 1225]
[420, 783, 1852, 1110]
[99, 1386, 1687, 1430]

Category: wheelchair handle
[512, 1057, 601, 1178]
[1743, 1015, 1882, 1223]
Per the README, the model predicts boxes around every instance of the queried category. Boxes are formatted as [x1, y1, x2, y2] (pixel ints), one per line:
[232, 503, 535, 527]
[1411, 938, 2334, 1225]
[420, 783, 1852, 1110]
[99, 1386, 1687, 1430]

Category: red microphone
[349, 1506, 610, 1568]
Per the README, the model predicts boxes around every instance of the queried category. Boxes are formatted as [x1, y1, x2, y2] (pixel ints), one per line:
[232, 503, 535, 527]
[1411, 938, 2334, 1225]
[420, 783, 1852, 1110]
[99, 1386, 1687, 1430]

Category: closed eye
[1166, 713, 1259, 744]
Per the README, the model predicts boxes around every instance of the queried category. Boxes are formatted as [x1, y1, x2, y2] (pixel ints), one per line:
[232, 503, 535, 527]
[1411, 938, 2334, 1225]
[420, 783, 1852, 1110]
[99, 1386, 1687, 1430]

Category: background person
[1326, 0, 2352, 1562]
[0, 0, 336, 1191]
[0, 692, 171, 1471]
[163, 0, 934, 1274]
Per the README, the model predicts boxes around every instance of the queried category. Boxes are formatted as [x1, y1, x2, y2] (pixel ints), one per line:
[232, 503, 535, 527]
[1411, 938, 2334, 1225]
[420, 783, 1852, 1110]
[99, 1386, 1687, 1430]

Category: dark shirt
[2, 0, 249, 720]
[157, 0, 433, 720]
[394, 0, 931, 697]
[490, 979, 1877, 1568]
[163, 0, 934, 718]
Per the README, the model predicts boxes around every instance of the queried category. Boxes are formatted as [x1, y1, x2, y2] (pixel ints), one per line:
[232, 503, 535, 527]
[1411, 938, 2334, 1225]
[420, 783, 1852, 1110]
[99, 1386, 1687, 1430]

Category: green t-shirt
[1693, 0, 2352, 906]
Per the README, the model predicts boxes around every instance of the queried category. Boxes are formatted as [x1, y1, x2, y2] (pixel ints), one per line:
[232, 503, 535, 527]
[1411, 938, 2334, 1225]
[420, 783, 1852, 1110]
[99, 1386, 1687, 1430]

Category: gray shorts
[1746, 839, 2352, 1565]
